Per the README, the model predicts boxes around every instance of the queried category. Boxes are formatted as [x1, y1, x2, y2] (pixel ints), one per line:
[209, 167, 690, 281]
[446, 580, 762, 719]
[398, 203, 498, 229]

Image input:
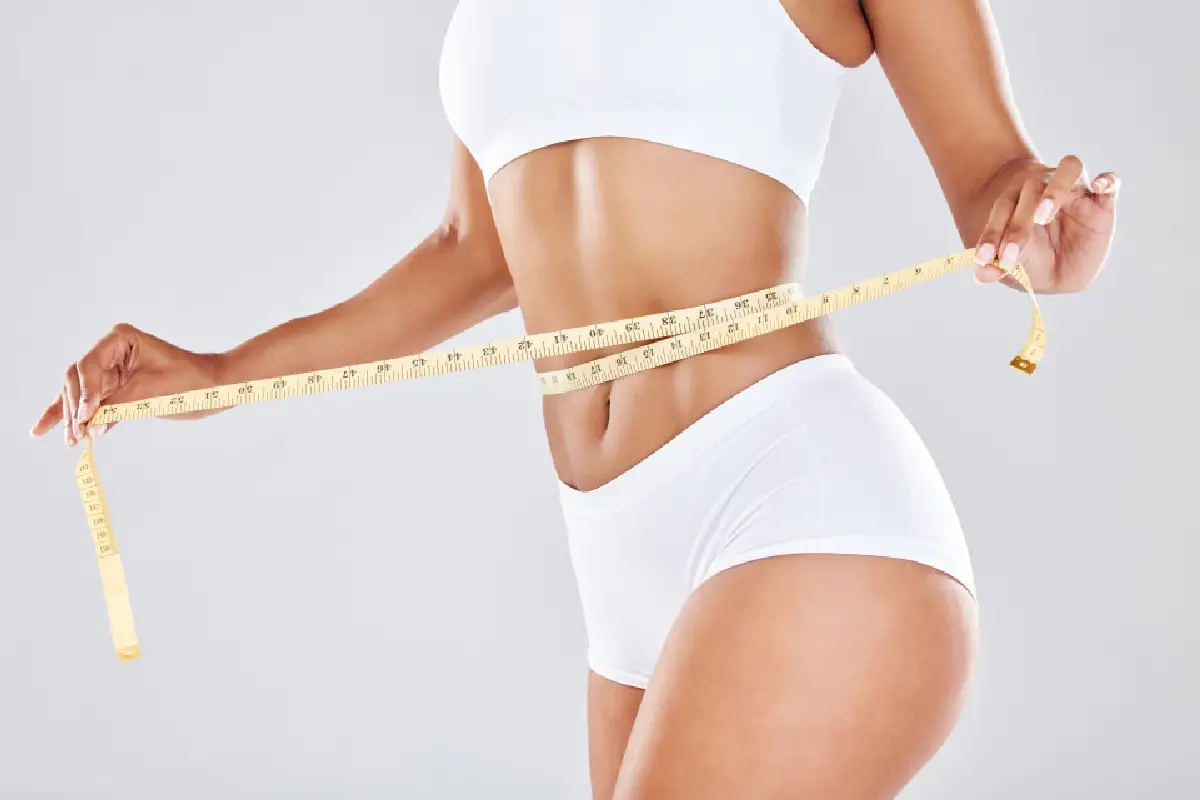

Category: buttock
[556, 353, 975, 689]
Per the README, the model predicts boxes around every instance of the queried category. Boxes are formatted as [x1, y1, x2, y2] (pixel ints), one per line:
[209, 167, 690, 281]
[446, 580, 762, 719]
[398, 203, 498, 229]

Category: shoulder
[776, 0, 874, 68]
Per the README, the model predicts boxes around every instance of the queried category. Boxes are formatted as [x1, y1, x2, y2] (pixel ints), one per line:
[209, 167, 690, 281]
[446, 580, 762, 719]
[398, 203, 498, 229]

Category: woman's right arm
[31, 138, 516, 447]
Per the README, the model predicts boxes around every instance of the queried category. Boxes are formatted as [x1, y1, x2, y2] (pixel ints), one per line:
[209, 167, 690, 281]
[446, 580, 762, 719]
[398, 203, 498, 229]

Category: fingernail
[1033, 199, 1054, 225]
[974, 243, 996, 266]
[1092, 176, 1111, 193]
[999, 242, 1020, 272]
[91, 424, 105, 440]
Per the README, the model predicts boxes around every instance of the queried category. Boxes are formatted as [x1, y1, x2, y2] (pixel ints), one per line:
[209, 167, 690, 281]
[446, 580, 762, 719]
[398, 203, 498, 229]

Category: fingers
[61, 393, 72, 445]
[63, 364, 83, 446]
[32, 323, 141, 446]
[997, 174, 1046, 273]
[1033, 154, 1086, 226]
[973, 189, 1017, 283]
[75, 326, 135, 426]
[1090, 171, 1119, 194]
[1089, 171, 1121, 210]
[86, 420, 116, 440]
[974, 154, 1098, 287]
[30, 396, 64, 438]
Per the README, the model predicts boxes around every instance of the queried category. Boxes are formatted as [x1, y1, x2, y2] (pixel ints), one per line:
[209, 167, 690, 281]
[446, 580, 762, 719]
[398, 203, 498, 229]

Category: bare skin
[32, 1, 1119, 797]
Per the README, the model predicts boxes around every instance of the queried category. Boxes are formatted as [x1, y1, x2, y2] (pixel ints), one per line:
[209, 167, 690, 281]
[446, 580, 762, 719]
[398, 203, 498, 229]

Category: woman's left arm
[862, 0, 1120, 292]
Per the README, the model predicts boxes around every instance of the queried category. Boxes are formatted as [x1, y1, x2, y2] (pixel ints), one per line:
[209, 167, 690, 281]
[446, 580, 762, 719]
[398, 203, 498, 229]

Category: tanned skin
[33, 1, 1118, 797]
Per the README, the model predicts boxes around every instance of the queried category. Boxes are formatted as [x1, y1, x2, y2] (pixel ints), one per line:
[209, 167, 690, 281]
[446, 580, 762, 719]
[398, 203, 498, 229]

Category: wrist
[974, 155, 1040, 206]
[949, 155, 1035, 250]
[205, 348, 244, 388]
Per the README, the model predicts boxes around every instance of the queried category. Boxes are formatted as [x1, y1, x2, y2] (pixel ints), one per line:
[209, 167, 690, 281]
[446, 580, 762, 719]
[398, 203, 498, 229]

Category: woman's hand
[29, 324, 226, 448]
[972, 155, 1120, 293]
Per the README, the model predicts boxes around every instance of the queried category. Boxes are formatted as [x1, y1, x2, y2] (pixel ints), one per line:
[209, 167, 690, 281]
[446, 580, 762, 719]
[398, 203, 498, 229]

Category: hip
[556, 349, 976, 621]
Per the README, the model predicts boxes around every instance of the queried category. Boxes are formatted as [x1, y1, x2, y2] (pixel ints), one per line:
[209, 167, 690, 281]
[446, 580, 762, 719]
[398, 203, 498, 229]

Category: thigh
[612, 554, 979, 800]
[587, 672, 644, 800]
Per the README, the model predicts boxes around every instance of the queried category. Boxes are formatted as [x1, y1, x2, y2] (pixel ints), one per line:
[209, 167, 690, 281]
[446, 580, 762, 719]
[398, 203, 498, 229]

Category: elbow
[490, 277, 519, 314]
[479, 269, 519, 316]
[437, 217, 517, 316]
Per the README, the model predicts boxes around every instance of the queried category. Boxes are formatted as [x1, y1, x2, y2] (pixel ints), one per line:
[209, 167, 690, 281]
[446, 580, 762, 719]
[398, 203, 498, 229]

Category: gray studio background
[1, 1, 1194, 797]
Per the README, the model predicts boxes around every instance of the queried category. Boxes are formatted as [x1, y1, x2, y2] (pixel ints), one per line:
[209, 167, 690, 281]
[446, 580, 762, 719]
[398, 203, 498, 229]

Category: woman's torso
[440, 0, 874, 491]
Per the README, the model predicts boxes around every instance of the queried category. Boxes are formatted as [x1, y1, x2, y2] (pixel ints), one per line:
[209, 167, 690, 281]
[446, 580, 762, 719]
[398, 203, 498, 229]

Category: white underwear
[557, 354, 976, 689]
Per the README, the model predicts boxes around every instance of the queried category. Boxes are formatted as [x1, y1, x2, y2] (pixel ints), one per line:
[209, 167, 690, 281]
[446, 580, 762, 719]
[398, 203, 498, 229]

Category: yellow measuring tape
[76, 247, 1044, 660]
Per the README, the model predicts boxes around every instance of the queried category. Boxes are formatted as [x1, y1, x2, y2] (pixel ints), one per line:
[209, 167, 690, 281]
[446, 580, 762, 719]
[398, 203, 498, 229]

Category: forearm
[214, 226, 516, 384]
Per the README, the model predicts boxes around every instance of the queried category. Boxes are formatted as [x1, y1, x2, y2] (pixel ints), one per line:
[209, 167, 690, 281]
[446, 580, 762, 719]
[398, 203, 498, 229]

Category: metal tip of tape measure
[1009, 356, 1037, 375]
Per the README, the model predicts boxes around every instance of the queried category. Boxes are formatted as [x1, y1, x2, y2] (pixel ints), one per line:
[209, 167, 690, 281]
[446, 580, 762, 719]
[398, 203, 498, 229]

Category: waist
[556, 351, 860, 510]
[485, 138, 836, 490]
[543, 321, 838, 492]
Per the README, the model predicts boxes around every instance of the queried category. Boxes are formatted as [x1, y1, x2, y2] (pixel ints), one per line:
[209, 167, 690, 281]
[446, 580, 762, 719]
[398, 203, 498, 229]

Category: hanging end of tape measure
[1009, 356, 1037, 375]
[117, 645, 141, 662]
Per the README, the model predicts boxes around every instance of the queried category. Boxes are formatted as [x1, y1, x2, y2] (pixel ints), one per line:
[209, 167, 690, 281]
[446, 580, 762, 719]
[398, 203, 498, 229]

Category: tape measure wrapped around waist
[76, 247, 1045, 660]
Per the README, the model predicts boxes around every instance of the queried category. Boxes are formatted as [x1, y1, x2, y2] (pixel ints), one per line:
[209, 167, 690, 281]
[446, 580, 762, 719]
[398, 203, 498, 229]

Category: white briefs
[557, 354, 976, 689]
[437, 1, 966, 691]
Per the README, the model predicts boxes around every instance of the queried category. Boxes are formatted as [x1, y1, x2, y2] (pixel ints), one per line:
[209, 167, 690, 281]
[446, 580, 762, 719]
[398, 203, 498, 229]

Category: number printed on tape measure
[75, 247, 1046, 661]
[89, 249, 1043, 423]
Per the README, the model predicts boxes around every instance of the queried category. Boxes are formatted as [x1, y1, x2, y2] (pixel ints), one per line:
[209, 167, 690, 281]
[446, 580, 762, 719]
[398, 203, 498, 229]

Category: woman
[32, 1, 1118, 797]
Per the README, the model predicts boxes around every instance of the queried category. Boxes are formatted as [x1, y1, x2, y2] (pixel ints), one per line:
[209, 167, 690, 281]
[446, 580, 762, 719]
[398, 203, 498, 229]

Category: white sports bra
[438, 0, 846, 206]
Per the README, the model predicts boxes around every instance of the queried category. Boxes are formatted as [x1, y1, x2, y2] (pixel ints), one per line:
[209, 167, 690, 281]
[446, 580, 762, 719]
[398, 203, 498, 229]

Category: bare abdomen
[487, 137, 839, 491]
